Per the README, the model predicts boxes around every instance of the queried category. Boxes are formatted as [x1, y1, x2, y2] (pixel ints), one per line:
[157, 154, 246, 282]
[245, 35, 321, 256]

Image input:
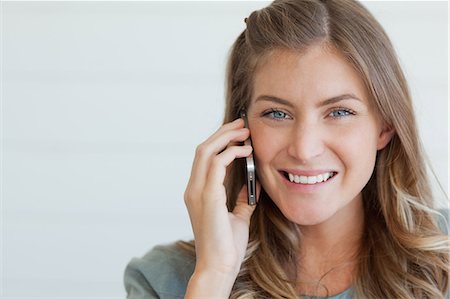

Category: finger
[188, 127, 250, 198]
[232, 185, 257, 225]
[198, 118, 245, 157]
[204, 145, 253, 198]
[187, 128, 248, 199]
[225, 140, 245, 150]
[189, 119, 246, 178]
[203, 127, 250, 156]
[235, 179, 262, 206]
[206, 118, 245, 143]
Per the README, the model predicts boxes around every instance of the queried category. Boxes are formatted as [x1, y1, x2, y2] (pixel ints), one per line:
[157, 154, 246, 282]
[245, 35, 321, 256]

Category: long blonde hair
[180, 0, 449, 298]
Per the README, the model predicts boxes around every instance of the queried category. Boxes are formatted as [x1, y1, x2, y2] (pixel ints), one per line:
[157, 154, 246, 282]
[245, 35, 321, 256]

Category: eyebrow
[254, 93, 363, 107]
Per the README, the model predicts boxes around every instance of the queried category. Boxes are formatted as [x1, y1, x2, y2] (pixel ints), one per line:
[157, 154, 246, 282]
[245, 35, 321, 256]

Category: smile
[282, 171, 337, 185]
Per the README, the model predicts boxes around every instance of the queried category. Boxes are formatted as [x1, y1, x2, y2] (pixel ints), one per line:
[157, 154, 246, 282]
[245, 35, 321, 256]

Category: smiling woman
[247, 47, 394, 229]
[124, 0, 449, 298]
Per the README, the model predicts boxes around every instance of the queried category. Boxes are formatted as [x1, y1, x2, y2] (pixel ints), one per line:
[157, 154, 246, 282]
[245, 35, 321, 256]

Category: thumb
[232, 181, 261, 223]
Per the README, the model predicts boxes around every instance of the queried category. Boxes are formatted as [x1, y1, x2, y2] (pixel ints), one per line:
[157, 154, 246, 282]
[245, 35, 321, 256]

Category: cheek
[338, 125, 377, 151]
[250, 123, 285, 163]
[334, 121, 379, 175]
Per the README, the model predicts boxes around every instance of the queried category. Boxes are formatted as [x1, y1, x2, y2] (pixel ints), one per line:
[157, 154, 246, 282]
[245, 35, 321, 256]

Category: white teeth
[299, 176, 307, 184]
[307, 176, 317, 184]
[287, 172, 335, 185]
[317, 174, 324, 183]
[289, 173, 294, 182]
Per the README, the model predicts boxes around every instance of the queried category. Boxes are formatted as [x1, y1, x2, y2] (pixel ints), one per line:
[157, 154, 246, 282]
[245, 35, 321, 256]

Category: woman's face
[247, 46, 393, 226]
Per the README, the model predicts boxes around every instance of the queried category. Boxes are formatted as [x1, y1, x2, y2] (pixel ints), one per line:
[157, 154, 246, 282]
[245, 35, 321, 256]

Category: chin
[286, 211, 331, 226]
[277, 200, 338, 226]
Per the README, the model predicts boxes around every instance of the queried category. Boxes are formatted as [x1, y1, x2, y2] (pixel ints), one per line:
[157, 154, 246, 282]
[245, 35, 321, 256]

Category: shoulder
[124, 242, 196, 299]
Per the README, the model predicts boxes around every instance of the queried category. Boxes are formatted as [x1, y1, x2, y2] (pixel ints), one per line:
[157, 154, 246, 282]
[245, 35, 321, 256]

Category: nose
[287, 121, 325, 163]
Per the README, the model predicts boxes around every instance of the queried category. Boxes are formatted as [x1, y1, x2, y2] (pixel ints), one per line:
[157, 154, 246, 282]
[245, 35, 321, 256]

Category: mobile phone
[240, 111, 257, 205]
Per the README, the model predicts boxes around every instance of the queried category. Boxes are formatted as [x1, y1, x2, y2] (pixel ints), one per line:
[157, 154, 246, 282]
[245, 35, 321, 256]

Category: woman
[125, 0, 449, 298]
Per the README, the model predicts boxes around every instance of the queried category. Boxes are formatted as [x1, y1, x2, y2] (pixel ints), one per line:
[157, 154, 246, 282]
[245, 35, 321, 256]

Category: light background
[1, 1, 448, 297]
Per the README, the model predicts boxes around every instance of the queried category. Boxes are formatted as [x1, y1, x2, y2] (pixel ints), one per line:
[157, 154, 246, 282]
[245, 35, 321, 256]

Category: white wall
[1, 1, 447, 297]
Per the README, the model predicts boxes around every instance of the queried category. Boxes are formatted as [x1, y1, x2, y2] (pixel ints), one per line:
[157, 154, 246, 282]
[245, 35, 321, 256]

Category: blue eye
[329, 108, 354, 118]
[264, 110, 289, 120]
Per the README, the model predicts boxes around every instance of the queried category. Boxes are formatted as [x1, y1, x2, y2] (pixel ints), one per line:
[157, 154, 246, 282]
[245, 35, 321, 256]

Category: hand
[184, 118, 260, 297]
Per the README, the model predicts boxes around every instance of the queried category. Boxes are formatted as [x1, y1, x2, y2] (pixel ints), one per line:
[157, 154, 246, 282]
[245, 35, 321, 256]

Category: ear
[377, 124, 395, 150]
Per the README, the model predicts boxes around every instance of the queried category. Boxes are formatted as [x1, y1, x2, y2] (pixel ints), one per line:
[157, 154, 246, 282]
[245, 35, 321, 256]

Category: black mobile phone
[240, 111, 257, 205]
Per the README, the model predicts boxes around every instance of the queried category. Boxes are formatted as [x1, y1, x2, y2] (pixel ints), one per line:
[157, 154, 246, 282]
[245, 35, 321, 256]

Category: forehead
[252, 46, 370, 105]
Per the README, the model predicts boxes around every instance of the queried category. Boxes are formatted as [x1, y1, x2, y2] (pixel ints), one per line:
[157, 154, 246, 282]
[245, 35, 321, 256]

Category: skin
[248, 45, 393, 227]
[248, 45, 394, 294]
[184, 44, 394, 297]
[184, 119, 259, 298]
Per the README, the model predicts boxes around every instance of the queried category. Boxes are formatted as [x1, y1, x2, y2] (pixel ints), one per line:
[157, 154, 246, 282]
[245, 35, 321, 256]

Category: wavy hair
[180, 0, 449, 298]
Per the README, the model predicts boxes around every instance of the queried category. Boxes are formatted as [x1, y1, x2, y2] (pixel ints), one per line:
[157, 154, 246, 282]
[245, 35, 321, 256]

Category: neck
[297, 195, 365, 296]
[299, 195, 365, 253]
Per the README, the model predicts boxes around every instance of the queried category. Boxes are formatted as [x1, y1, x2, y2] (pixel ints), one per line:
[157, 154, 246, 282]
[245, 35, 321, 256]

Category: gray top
[124, 243, 195, 299]
[124, 210, 449, 298]
[124, 243, 353, 299]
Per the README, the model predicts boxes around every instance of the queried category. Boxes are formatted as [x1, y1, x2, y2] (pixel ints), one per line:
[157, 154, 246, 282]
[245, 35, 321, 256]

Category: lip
[278, 169, 338, 192]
